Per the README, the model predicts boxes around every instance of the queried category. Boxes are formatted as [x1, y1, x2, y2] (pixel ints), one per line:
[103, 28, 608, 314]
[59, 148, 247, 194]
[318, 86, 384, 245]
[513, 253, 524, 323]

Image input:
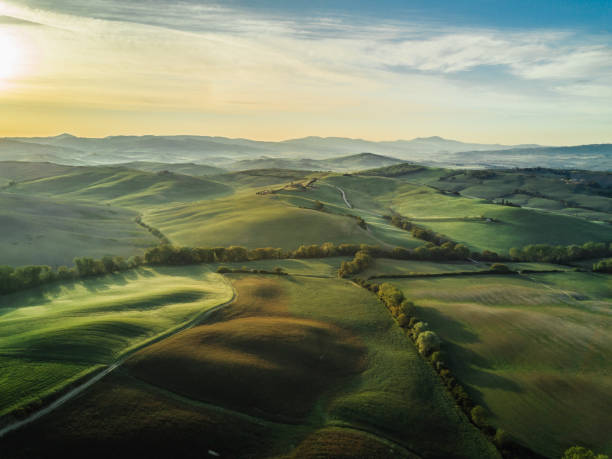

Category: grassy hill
[374, 271, 612, 457]
[228, 153, 405, 172]
[0, 270, 498, 458]
[0, 193, 157, 266]
[0, 266, 232, 417]
[143, 191, 394, 250]
[9, 167, 232, 208]
[113, 161, 226, 176]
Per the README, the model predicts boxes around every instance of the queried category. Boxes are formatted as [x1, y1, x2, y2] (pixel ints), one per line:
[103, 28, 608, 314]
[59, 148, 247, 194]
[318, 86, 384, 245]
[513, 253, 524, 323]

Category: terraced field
[0, 266, 233, 417]
[374, 272, 612, 458]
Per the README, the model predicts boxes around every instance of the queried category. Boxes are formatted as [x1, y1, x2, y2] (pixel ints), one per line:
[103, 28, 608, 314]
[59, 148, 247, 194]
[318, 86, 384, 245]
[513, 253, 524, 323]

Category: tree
[562, 446, 609, 459]
[470, 405, 488, 427]
[416, 330, 440, 355]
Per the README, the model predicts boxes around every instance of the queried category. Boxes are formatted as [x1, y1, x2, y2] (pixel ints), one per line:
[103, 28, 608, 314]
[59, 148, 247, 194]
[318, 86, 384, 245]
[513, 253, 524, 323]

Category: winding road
[0, 277, 237, 439]
[336, 186, 352, 208]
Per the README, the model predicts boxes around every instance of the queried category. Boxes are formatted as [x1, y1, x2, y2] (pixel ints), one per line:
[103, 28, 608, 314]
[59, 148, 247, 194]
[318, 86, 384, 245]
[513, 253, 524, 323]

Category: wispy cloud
[1, 0, 611, 142]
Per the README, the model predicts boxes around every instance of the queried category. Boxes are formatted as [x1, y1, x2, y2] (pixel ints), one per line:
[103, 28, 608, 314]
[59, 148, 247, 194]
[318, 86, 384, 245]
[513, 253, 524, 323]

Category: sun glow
[0, 30, 20, 84]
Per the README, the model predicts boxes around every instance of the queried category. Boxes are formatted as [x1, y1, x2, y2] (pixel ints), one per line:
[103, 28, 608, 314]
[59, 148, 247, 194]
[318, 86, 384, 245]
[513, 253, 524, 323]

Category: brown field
[125, 277, 367, 422]
[0, 372, 292, 459]
[285, 426, 419, 459]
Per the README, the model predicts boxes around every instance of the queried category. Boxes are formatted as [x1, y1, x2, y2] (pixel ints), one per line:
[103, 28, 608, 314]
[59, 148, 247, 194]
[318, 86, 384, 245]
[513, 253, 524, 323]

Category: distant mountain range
[1, 134, 610, 170]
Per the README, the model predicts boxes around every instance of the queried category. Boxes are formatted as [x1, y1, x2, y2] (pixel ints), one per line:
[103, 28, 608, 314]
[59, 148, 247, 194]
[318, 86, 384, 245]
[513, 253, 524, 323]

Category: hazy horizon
[1, 0, 611, 145]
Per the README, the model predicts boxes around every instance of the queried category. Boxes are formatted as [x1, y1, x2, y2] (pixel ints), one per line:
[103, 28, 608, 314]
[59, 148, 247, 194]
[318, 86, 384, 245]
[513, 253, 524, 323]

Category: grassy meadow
[374, 272, 612, 457]
[0, 193, 157, 266]
[1, 270, 498, 458]
[0, 266, 232, 417]
[143, 191, 390, 250]
[8, 167, 232, 208]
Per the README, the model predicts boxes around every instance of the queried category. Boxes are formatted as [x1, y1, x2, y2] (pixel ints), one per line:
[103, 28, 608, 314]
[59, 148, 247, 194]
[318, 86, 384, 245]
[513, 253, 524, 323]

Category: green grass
[0, 266, 232, 416]
[144, 191, 389, 250]
[211, 257, 349, 277]
[1, 268, 498, 458]
[361, 258, 571, 278]
[283, 276, 498, 458]
[10, 167, 232, 208]
[0, 192, 157, 266]
[382, 183, 611, 254]
[378, 273, 612, 457]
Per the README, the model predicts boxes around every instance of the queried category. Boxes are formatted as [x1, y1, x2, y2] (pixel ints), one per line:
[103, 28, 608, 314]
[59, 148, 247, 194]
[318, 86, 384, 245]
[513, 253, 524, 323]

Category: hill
[0, 271, 498, 458]
[8, 167, 232, 208]
[374, 272, 612, 457]
[112, 161, 226, 176]
[0, 193, 157, 266]
[0, 266, 233, 417]
[228, 152, 405, 172]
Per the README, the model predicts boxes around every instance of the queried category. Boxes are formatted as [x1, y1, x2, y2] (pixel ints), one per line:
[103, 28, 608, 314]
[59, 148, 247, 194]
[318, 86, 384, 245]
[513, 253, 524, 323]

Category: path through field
[0, 278, 237, 439]
[336, 186, 352, 208]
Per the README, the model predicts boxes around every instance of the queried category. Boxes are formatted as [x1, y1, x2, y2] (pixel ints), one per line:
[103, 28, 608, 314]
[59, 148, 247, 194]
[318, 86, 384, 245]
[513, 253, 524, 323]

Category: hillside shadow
[415, 306, 480, 344]
[415, 307, 523, 396]
[444, 341, 523, 397]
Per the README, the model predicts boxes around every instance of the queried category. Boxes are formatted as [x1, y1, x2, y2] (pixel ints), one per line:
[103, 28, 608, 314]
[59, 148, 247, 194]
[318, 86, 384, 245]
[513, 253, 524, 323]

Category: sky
[0, 0, 611, 144]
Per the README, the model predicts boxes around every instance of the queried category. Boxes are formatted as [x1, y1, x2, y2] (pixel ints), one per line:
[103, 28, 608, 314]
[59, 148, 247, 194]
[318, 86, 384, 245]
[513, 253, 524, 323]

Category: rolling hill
[8, 167, 232, 208]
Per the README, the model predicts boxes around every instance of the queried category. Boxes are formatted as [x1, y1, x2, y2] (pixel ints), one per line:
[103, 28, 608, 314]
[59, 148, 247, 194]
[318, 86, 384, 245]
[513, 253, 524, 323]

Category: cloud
[1, 0, 611, 142]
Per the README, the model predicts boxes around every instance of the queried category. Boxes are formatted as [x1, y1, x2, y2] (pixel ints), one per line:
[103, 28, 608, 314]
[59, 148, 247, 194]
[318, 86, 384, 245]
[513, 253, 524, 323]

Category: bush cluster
[593, 258, 612, 273]
[338, 249, 374, 278]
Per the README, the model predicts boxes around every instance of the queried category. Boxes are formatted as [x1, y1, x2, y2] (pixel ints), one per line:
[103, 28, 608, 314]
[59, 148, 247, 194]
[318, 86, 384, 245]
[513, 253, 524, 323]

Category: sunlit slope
[0, 193, 157, 266]
[382, 183, 611, 254]
[9, 167, 232, 208]
[0, 266, 232, 417]
[144, 192, 387, 249]
[379, 272, 612, 458]
[275, 176, 425, 248]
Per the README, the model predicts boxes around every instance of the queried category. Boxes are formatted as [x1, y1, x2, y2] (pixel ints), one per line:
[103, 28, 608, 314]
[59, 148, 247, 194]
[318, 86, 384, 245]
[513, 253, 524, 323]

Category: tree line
[509, 241, 612, 264]
[354, 279, 543, 459]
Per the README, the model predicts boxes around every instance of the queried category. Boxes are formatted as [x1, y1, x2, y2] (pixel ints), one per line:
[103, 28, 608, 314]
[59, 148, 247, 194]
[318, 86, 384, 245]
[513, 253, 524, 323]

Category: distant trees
[509, 241, 612, 264]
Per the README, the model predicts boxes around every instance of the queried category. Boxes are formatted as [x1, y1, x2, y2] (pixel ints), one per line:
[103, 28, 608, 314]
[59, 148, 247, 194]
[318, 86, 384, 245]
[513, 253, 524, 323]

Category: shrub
[470, 405, 488, 427]
[412, 321, 429, 336]
[490, 263, 512, 273]
[416, 330, 440, 355]
[397, 313, 410, 328]
[562, 446, 609, 459]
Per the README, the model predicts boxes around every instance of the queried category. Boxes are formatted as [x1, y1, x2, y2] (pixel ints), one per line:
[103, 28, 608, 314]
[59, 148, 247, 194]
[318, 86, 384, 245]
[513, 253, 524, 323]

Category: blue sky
[1, 0, 611, 143]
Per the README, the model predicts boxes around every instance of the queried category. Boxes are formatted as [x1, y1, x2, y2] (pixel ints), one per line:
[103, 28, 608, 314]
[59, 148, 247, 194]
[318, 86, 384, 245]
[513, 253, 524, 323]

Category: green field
[9, 167, 232, 208]
[0, 192, 157, 266]
[1, 270, 498, 458]
[379, 183, 611, 254]
[0, 266, 232, 416]
[144, 191, 392, 249]
[373, 272, 612, 457]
